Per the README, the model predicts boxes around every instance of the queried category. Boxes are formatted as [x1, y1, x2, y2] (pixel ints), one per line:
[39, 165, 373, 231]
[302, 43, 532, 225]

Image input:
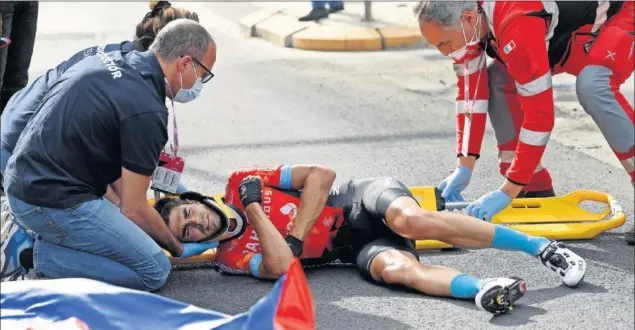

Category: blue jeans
[312, 1, 343, 9]
[6, 195, 172, 291]
[0, 147, 10, 176]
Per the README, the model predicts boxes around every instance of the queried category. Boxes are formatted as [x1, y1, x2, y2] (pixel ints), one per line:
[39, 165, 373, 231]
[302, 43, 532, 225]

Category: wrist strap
[285, 235, 303, 257]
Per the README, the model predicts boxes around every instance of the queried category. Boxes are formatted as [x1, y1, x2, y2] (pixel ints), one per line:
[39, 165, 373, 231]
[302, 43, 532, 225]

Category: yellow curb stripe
[291, 25, 425, 52]
[292, 26, 382, 51]
[377, 26, 424, 49]
[242, 10, 426, 52]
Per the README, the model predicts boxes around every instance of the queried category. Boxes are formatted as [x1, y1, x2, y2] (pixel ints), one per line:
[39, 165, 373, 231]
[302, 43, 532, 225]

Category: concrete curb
[240, 11, 425, 51]
[238, 8, 283, 38]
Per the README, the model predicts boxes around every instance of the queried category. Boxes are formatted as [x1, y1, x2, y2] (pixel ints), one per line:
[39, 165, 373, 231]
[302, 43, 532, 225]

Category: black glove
[239, 176, 262, 207]
[285, 235, 303, 257]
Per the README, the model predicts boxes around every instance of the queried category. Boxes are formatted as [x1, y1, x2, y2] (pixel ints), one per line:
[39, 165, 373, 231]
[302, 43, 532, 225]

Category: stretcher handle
[572, 190, 625, 219]
[597, 192, 626, 231]
[433, 188, 470, 211]
[444, 202, 471, 211]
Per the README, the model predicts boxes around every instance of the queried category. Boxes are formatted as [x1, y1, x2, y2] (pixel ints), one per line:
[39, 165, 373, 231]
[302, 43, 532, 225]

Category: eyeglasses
[192, 57, 214, 83]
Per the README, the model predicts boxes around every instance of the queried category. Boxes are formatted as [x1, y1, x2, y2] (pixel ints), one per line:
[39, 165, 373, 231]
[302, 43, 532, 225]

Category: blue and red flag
[1, 259, 315, 330]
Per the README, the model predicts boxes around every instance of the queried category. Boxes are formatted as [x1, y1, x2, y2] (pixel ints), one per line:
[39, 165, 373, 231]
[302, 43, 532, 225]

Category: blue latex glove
[437, 165, 472, 202]
[466, 189, 512, 222]
[179, 241, 219, 258]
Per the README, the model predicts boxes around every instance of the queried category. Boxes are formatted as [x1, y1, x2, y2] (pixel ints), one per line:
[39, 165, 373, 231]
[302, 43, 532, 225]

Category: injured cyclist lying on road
[155, 164, 588, 316]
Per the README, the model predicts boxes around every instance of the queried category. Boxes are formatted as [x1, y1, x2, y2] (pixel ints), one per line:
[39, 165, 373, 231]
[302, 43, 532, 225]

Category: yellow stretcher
[412, 187, 626, 250]
[152, 187, 625, 264]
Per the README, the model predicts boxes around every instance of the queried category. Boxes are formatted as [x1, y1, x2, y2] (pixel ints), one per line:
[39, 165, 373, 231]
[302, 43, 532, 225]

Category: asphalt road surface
[22, 3, 635, 330]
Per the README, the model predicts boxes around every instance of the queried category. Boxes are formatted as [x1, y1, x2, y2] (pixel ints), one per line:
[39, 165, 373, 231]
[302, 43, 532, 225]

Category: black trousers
[0, 1, 38, 114]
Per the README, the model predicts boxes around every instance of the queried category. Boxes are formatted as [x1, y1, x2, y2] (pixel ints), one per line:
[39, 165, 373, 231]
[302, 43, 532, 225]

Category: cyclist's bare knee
[385, 197, 438, 239]
[369, 249, 419, 285]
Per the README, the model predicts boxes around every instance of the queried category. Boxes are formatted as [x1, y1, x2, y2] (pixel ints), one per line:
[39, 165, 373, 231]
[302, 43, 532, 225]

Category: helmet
[178, 192, 247, 244]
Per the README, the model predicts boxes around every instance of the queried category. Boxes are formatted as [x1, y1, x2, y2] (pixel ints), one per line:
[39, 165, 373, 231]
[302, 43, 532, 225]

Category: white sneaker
[475, 277, 527, 315]
[537, 241, 586, 287]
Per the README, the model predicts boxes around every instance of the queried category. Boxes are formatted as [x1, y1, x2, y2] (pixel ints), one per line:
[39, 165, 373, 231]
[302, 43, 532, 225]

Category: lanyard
[155, 80, 180, 201]
[164, 80, 179, 159]
[155, 99, 179, 201]
[459, 12, 487, 121]
[463, 42, 487, 120]
[168, 99, 179, 159]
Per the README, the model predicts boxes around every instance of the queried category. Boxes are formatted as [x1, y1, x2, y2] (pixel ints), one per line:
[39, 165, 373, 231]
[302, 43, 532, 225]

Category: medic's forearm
[245, 203, 294, 275]
[506, 93, 554, 185]
[499, 17, 554, 185]
[288, 169, 334, 240]
[511, 75, 554, 184]
[455, 113, 488, 159]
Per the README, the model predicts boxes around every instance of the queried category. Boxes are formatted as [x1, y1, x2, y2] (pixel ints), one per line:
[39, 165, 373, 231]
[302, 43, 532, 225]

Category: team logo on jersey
[503, 40, 516, 55]
[323, 217, 334, 228]
[280, 203, 298, 219]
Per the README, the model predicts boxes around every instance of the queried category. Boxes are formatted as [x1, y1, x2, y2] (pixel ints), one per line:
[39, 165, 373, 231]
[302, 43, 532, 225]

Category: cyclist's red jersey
[215, 165, 346, 276]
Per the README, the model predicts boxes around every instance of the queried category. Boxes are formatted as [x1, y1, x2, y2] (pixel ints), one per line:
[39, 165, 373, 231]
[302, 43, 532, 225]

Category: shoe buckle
[494, 288, 513, 314]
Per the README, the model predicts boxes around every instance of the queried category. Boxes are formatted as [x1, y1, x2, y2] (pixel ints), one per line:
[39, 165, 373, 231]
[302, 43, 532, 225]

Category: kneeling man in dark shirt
[1, 19, 218, 291]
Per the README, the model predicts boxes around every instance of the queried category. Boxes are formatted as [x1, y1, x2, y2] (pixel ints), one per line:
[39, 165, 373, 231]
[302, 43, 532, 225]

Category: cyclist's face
[168, 202, 221, 242]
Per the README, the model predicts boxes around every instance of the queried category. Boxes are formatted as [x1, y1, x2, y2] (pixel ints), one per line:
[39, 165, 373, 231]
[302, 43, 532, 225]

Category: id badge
[461, 116, 471, 158]
[151, 152, 185, 194]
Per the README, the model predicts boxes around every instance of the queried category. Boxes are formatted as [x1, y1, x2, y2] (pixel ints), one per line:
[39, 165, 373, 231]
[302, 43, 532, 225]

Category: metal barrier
[363, 1, 372, 21]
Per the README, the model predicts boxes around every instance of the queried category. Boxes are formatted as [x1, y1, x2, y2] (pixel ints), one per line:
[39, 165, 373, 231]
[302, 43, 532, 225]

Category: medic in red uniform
[416, 1, 634, 228]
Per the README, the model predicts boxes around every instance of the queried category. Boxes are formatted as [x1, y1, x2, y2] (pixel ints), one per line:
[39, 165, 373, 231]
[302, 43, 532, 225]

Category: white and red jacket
[454, 1, 624, 185]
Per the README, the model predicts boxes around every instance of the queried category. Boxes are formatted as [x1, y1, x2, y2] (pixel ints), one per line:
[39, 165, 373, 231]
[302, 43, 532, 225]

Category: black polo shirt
[4, 50, 168, 208]
[1, 41, 136, 154]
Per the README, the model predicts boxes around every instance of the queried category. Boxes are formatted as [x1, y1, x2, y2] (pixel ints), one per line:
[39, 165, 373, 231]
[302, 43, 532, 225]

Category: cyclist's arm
[244, 202, 294, 279]
[282, 165, 336, 241]
[227, 164, 336, 241]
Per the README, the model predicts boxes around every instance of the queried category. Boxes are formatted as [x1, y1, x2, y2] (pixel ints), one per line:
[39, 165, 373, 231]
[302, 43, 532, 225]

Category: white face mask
[449, 12, 483, 61]
[168, 62, 203, 104]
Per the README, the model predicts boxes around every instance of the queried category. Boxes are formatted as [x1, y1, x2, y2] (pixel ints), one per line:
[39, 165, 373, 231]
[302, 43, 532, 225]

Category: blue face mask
[173, 63, 203, 103]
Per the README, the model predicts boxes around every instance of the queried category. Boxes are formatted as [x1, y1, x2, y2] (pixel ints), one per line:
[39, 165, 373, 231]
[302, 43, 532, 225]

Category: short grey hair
[414, 1, 477, 27]
[149, 18, 213, 62]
